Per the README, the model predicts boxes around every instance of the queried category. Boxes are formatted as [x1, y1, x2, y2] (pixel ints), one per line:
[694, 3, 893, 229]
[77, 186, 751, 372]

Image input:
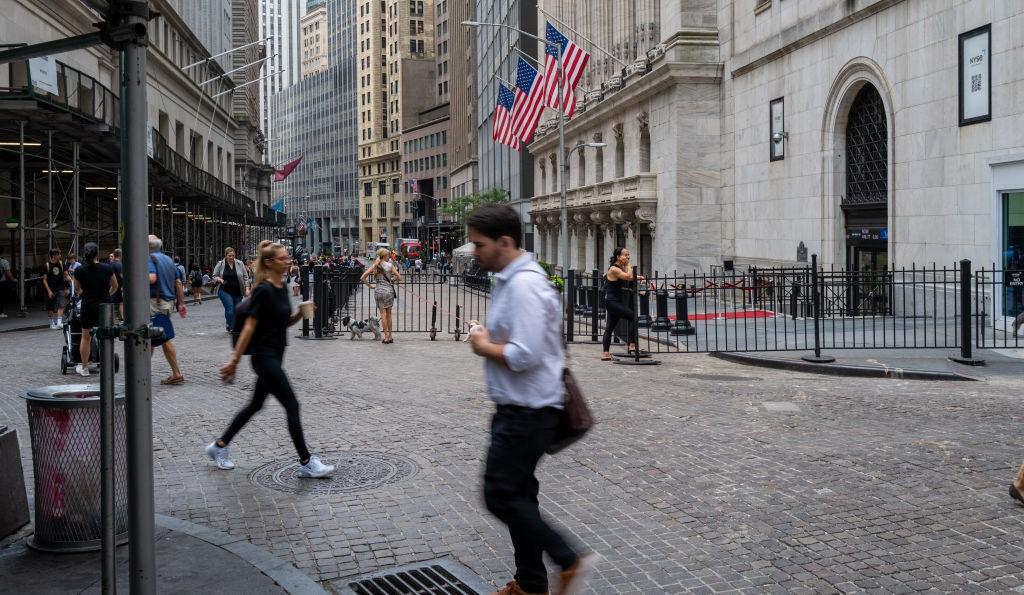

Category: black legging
[603, 300, 635, 352]
[221, 351, 311, 462]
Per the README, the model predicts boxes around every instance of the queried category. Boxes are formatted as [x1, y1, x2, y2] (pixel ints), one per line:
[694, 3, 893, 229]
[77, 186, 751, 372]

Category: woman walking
[206, 242, 334, 478]
[601, 247, 643, 361]
[212, 247, 250, 332]
[73, 243, 118, 376]
[360, 247, 400, 344]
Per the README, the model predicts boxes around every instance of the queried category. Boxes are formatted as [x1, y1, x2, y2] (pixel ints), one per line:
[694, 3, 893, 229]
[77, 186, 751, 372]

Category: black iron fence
[297, 263, 491, 340]
[298, 259, 1023, 354]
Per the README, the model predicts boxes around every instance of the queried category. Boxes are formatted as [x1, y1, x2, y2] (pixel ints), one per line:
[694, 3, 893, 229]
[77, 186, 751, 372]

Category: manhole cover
[249, 451, 417, 495]
[340, 559, 492, 594]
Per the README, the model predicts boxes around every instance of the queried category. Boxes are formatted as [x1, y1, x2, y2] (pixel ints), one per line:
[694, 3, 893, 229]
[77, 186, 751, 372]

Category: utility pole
[118, 1, 157, 591]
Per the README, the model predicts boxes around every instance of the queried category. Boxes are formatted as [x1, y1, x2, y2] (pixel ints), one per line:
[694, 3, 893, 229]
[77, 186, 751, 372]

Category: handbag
[513, 269, 595, 454]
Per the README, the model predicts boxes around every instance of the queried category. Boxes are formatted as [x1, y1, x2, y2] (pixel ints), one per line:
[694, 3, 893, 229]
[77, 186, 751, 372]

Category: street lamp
[461, 20, 571, 273]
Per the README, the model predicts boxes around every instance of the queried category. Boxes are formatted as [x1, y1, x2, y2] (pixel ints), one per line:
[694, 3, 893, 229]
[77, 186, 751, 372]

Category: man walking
[0, 247, 13, 318]
[149, 234, 187, 385]
[109, 249, 124, 321]
[42, 249, 69, 329]
[466, 204, 594, 595]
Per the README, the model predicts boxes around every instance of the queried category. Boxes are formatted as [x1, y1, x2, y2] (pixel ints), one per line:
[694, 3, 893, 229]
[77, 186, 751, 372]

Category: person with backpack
[189, 264, 204, 305]
[212, 247, 251, 333]
[206, 241, 334, 479]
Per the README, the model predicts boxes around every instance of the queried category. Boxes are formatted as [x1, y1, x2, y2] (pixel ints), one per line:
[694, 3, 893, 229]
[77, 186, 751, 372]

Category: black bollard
[950, 259, 985, 366]
[651, 276, 672, 332]
[453, 304, 462, 341]
[637, 281, 652, 328]
[671, 287, 695, 336]
[590, 269, 600, 342]
[430, 301, 438, 341]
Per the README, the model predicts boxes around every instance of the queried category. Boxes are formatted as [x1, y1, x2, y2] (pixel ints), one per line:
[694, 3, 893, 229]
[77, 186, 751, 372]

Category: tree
[441, 188, 509, 229]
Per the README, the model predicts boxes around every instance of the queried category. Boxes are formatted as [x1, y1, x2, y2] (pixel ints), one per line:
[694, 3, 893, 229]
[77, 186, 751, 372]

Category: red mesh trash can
[21, 384, 128, 552]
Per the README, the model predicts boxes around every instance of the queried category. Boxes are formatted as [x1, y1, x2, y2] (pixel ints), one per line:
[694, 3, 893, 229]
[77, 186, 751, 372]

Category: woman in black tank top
[602, 247, 644, 360]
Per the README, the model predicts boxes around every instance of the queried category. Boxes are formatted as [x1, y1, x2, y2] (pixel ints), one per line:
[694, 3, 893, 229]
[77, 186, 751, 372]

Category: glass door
[1003, 192, 1024, 321]
[848, 244, 890, 315]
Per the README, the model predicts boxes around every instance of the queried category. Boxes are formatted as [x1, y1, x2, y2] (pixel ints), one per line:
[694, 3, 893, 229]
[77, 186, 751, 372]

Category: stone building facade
[527, 0, 1024, 317]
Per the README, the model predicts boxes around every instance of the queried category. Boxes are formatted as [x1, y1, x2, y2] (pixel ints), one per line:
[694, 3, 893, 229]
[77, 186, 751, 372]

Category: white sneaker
[75, 364, 89, 377]
[205, 442, 235, 470]
[0, 313, 8, 318]
[49, 320, 56, 329]
[297, 455, 334, 478]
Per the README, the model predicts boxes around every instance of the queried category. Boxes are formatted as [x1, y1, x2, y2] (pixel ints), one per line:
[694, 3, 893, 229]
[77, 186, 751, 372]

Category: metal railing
[1, 58, 118, 129]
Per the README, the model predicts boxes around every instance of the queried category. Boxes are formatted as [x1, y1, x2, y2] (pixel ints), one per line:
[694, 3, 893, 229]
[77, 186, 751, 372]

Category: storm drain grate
[344, 560, 490, 595]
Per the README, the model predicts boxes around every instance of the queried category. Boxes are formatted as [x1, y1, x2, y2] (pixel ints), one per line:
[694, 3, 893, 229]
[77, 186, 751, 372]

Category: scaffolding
[0, 56, 285, 309]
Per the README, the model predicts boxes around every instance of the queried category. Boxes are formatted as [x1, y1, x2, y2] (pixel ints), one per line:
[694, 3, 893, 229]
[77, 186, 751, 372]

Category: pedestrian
[73, 243, 118, 377]
[414, 257, 423, 273]
[148, 234, 187, 385]
[173, 255, 186, 282]
[212, 247, 251, 333]
[42, 248, 69, 329]
[289, 262, 301, 297]
[189, 263, 204, 305]
[359, 247, 400, 344]
[465, 204, 595, 595]
[0, 247, 13, 318]
[206, 241, 335, 479]
[109, 249, 124, 321]
[601, 247, 644, 361]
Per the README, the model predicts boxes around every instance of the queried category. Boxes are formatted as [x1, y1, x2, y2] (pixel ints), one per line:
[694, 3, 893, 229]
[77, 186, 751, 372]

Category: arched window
[844, 85, 887, 206]
[577, 148, 586, 187]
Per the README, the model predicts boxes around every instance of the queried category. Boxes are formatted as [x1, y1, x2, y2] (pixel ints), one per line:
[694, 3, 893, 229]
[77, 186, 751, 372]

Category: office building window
[364, 182, 372, 196]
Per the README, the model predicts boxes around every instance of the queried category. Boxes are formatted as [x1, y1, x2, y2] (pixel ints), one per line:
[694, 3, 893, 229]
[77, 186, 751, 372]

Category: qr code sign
[971, 74, 982, 93]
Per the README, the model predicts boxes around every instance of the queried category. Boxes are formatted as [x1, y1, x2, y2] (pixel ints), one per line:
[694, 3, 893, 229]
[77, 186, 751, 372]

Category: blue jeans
[219, 289, 243, 329]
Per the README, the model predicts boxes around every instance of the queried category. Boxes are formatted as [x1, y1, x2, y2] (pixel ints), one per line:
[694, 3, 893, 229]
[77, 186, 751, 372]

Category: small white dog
[464, 319, 484, 342]
[341, 315, 382, 340]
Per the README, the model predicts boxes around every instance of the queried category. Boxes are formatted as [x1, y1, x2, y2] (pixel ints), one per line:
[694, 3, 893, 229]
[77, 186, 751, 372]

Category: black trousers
[484, 405, 577, 593]
[221, 350, 311, 462]
[602, 300, 635, 352]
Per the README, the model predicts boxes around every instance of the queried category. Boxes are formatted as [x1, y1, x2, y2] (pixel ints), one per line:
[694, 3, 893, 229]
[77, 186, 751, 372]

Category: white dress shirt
[484, 252, 565, 409]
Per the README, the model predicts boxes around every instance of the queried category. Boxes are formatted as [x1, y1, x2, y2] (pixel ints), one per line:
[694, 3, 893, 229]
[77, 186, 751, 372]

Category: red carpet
[668, 309, 775, 321]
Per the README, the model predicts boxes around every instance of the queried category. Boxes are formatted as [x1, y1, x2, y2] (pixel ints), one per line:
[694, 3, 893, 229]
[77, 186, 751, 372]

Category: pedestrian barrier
[302, 264, 492, 339]
[564, 258, 1022, 358]
[299, 259, 1021, 358]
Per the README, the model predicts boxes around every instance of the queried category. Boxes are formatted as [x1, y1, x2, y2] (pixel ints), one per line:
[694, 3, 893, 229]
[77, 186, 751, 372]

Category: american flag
[492, 83, 519, 149]
[543, 23, 590, 118]
[511, 57, 546, 143]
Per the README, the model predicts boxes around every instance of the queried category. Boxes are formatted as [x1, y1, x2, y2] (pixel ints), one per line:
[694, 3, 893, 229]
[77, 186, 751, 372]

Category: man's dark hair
[49, 248, 61, 258]
[466, 203, 521, 249]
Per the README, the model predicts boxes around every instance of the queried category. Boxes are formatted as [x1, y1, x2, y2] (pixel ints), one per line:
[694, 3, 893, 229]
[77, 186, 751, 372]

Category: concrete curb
[709, 352, 976, 381]
[155, 514, 328, 595]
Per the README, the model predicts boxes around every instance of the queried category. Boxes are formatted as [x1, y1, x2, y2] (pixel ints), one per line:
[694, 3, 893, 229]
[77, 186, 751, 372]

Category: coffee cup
[300, 301, 315, 319]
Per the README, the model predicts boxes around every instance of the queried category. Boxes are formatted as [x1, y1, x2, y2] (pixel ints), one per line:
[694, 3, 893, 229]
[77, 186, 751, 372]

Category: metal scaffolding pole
[47, 130, 53, 250]
[18, 121, 26, 315]
[184, 200, 190, 266]
[72, 141, 79, 255]
[118, 1, 157, 590]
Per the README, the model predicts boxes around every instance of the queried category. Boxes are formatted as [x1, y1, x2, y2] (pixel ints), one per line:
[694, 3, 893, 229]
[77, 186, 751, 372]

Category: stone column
[584, 224, 596, 271]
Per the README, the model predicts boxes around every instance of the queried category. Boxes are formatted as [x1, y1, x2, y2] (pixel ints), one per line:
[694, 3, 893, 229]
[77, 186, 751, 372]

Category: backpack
[190, 269, 203, 286]
[229, 296, 255, 353]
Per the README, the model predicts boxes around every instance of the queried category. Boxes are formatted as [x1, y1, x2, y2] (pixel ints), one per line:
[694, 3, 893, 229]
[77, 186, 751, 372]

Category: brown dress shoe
[559, 554, 599, 595]
[492, 581, 548, 595]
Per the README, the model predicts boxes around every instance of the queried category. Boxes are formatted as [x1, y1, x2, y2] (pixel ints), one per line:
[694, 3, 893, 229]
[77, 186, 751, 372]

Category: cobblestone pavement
[2, 296, 1024, 594]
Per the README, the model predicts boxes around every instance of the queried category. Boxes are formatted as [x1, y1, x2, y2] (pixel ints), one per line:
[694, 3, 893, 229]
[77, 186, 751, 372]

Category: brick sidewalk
[2, 296, 1023, 593]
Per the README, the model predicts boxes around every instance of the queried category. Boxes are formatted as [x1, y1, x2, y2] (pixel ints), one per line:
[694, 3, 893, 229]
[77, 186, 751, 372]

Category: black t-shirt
[45, 260, 66, 292]
[248, 281, 291, 354]
[110, 260, 123, 285]
[76, 263, 114, 303]
[222, 262, 242, 296]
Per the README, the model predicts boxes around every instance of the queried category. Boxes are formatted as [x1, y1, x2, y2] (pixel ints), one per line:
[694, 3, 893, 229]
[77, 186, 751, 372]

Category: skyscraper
[448, 0, 477, 210]
[356, 0, 437, 246]
[260, 0, 307, 163]
[272, 0, 359, 252]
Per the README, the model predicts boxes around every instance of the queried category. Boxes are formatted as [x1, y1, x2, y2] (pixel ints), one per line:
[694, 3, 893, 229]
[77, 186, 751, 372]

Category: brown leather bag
[547, 368, 595, 454]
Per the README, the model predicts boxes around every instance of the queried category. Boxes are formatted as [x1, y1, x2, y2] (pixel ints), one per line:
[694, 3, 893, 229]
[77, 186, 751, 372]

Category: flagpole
[557, 44, 568, 276]
[536, 5, 629, 67]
